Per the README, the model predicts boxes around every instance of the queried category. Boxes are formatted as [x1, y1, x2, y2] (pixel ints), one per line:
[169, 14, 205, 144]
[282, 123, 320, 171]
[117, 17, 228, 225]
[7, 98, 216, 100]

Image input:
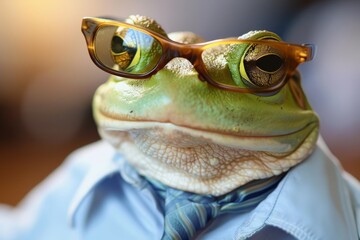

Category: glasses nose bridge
[166, 44, 207, 82]
[169, 44, 199, 65]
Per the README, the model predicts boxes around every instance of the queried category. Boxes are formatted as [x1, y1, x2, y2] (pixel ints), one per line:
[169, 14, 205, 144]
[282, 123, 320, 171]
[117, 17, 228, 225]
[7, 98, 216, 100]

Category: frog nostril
[163, 58, 199, 76]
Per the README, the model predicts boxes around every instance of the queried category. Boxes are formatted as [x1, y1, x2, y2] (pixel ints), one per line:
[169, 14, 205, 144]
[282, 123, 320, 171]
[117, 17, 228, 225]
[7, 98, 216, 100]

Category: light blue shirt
[0, 137, 359, 240]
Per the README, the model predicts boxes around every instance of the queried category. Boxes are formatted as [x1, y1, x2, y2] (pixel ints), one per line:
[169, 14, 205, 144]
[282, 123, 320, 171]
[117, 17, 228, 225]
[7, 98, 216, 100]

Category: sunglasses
[82, 17, 315, 93]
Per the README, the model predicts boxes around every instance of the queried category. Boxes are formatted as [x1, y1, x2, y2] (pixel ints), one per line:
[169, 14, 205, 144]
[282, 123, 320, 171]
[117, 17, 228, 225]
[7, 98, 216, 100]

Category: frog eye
[240, 43, 286, 87]
[93, 25, 162, 75]
[110, 31, 141, 71]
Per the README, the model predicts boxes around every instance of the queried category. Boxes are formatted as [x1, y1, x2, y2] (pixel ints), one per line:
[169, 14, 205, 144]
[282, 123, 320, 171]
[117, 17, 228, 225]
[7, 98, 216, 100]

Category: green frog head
[82, 15, 319, 196]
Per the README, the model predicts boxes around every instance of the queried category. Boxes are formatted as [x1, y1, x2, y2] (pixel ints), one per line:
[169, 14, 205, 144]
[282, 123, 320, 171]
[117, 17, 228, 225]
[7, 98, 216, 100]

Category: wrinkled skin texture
[94, 15, 319, 196]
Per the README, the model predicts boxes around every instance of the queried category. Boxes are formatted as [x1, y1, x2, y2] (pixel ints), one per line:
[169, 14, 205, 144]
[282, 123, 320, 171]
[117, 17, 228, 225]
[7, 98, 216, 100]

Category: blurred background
[0, 0, 359, 206]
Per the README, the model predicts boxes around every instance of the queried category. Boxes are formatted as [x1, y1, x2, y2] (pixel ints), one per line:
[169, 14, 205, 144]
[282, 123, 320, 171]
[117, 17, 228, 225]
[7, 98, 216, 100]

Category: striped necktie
[148, 173, 285, 240]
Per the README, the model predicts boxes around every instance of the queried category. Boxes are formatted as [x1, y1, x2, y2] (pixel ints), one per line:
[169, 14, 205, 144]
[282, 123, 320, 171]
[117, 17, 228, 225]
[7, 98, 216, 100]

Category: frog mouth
[96, 109, 319, 154]
[95, 108, 319, 195]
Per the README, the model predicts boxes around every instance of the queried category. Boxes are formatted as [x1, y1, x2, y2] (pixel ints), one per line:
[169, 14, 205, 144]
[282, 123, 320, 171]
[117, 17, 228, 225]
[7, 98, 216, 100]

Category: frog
[91, 15, 319, 196]
[2, 14, 360, 240]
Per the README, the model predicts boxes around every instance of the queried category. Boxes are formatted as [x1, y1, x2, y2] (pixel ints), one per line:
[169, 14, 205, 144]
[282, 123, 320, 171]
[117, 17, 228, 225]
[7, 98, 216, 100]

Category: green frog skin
[93, 15, 319, 196]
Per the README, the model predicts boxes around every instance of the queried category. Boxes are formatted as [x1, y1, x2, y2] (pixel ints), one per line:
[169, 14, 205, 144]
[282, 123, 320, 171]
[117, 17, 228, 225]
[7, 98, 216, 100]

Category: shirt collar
[235, 136, 358, 240]
[67, 152, 146, 227]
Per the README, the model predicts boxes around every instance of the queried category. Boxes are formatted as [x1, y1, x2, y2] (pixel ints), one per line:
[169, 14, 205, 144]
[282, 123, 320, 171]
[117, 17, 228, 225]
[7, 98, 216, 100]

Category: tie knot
[147, 173, 285, 240]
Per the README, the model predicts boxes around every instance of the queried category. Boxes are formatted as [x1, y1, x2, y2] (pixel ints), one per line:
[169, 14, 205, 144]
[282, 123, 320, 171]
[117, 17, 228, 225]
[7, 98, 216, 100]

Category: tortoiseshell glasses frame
[82, 17, 315, 93]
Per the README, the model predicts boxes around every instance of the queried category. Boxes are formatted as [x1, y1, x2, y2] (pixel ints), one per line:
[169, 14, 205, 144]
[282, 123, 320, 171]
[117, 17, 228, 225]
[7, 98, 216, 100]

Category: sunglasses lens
[94, 25, 163, 75]
[201, 42, 287, 89]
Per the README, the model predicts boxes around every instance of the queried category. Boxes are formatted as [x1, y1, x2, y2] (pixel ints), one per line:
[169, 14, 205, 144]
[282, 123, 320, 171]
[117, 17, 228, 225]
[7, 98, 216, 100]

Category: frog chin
[96, 110, 319, 196]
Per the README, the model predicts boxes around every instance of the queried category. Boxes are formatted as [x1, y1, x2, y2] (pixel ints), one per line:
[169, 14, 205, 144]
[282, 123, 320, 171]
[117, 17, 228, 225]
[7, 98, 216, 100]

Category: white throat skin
[98, 120, 318, 196]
